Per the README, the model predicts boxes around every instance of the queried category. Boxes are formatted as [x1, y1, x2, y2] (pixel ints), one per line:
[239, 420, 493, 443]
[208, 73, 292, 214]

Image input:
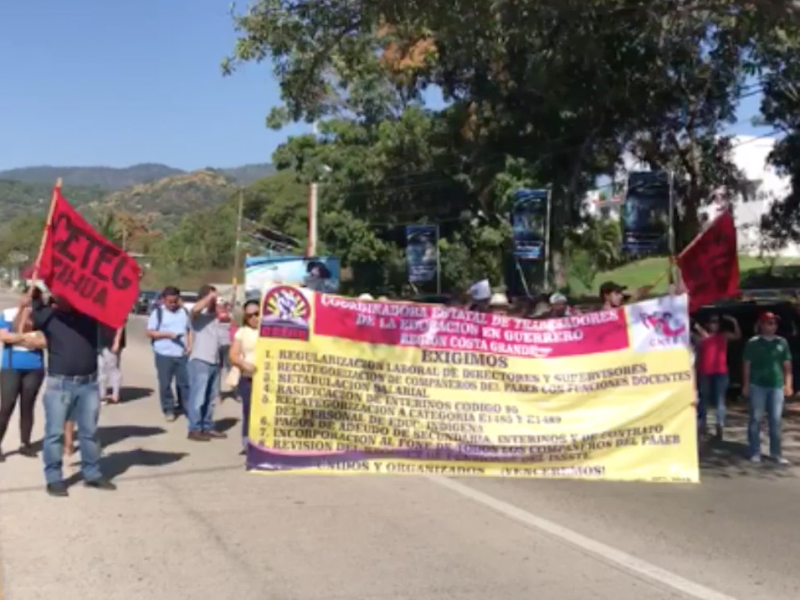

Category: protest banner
[677, 211, 739, 313]
[246, 287, 699, 483]
[37, 186, 140, 328]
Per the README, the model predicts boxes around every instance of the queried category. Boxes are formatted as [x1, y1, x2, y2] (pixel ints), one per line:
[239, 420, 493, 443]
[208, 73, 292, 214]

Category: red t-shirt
[697, 333, 728, 375]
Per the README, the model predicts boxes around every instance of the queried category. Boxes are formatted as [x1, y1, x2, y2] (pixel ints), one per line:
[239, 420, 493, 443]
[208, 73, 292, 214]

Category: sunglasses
[245, 312, 260, 318]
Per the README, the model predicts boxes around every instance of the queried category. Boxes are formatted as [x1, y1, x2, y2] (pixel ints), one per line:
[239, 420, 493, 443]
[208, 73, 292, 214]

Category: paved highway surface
[0, 293, 799, 600]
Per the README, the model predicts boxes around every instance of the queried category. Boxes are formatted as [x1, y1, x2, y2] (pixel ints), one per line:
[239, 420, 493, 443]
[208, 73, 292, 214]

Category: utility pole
[307, 121, 319, 257]
[231, 186, 245, 304]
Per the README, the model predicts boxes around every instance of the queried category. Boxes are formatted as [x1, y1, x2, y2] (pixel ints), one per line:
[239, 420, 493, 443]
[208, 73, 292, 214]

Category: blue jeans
[154, 354, 189, 416]
[748, 384, 785, 458]
[42, 375, 103, 484]
[698, 373, 729, 430]
[238, 377, 253, 446]
[187, 359, 220, 432]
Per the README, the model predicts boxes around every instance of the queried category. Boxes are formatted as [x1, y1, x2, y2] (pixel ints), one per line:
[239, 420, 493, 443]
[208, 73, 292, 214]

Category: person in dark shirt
[18, 293, 116, 497]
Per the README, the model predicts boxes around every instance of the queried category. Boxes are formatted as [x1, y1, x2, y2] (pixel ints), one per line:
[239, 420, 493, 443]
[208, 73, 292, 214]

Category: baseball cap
[758, 311, 779, 323]
[599, 281, 627, 298]
[549, 292, 568, 304]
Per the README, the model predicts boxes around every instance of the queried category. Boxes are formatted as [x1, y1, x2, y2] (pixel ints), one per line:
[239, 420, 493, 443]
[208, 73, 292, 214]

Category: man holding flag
[19, 182, 140, 497]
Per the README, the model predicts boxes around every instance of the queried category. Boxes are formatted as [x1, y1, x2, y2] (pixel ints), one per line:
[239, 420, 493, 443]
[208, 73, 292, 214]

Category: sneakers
[187, 431, 211, 442]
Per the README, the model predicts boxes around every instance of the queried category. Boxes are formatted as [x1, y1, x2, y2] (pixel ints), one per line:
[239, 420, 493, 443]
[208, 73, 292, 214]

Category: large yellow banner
[246, 286, 699, 483]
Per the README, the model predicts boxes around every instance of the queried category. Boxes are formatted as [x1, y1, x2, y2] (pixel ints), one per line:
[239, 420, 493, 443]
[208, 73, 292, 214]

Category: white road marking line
[428, 476, 737, 600]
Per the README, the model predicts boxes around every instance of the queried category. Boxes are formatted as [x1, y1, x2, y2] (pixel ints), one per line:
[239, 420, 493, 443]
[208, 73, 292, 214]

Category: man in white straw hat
[488, 292, 510, 314]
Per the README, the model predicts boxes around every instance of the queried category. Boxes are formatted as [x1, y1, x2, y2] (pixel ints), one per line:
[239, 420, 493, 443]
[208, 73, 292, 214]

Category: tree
[224, 0, 782, 291]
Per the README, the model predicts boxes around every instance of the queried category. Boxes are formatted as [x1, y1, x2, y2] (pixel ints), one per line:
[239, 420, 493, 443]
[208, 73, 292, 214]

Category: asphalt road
[0, 299, 799, 599]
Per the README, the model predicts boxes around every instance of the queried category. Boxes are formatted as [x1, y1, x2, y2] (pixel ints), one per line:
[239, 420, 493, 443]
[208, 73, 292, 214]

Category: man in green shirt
[742, 312, 793, 464]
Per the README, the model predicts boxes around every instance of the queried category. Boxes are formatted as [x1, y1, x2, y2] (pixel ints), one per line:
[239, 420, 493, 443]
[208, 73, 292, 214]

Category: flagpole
[30, 178, 62, 284]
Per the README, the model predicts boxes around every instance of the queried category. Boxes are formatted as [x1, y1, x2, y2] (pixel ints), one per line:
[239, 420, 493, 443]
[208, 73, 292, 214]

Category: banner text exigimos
[246, 287, 699, 483]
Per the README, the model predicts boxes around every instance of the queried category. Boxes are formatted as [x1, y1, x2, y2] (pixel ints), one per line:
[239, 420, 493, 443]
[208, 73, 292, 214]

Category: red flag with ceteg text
[676, 211, 740, 313]
[37, 187, 140, 329]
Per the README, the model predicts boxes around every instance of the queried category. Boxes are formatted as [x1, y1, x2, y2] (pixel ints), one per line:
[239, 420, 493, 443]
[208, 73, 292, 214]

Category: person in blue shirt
[0, 287, 46, 461]
[146, 286, 192, 422]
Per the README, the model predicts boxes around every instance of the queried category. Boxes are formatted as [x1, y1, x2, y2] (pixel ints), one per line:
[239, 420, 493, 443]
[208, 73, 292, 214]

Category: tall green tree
[224, 0, 787, 290]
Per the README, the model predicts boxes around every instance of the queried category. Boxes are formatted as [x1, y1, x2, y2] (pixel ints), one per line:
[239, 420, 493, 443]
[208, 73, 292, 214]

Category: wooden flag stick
[29, 178, 62, 283]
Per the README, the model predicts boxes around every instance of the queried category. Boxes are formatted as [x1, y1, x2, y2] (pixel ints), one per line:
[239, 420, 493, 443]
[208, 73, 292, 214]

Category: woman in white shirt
[229, 300, 260, 451]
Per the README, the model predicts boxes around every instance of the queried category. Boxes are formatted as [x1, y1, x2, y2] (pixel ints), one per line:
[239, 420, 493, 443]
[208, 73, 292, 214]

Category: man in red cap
[742, 312, 793, 465]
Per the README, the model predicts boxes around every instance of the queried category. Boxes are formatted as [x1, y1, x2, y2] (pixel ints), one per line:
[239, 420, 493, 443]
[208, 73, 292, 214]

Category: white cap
[468, 279, 491, 302]
[357, 293, 374, 300]
[549, 292, 567, 304]
[489, 292, 510, 307]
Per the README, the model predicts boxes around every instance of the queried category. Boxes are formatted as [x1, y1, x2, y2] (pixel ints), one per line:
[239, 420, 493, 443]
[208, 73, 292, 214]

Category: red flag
[37, 187, 140, 328]
[676, 211, 740, 313]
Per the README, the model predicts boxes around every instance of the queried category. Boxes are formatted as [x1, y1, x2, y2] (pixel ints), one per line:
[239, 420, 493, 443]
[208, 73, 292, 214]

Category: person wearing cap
[547, 292, 577, 318]
[186, 285, 227, 442]
[743, 312, 793, 464]
[598, 281, 629, 309]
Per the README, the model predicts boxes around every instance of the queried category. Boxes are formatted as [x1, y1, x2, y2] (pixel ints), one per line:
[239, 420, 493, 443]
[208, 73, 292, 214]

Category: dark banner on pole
[622, 171, 670, 255]
[511, 188, 548, 260]
[406, 225, 438, 283]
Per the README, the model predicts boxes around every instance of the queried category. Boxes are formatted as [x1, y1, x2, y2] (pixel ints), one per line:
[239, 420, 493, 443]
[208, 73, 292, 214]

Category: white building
[583, 135, 800, 258]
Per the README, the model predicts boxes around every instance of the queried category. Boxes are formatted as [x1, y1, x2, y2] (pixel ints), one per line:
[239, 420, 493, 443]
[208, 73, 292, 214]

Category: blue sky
[0, 0, 770, 172]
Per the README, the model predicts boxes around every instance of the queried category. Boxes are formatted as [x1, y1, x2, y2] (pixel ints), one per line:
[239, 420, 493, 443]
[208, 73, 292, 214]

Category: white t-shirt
[234, 326, 258, 366]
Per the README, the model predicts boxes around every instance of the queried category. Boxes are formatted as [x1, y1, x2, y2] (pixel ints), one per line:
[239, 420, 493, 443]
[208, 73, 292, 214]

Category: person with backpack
[146, 286, 191, 422]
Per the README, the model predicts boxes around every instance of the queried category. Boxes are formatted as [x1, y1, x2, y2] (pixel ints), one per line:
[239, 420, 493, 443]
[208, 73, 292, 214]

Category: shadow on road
[699, 413, 799, 480]
[98, 425, 166, 449]
[65, 448, 188, 486]
[118, 386, 154, 403]
[214, 417, 238, 434]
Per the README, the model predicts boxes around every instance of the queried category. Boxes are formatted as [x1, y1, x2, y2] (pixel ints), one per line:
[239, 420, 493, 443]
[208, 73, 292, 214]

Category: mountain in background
[0, 162, 275, 189]
[92, 169, 238, 226]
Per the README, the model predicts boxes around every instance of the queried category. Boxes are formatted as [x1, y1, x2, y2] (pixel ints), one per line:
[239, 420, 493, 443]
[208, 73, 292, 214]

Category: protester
[488, 292, 510, 313]
[547, 292, 577, 317]
[98, 323, 125, 405]
[146, 286, 191, 422]
[229, 299, 260, 453]
[0, 290, 46, 461]
[743, 312, 792, 465]
[187, 285, 226, 441]
[693, 314, 741, 440]
[468, 280, 492, 311]
[599, 281, 629, 309]
[17, 292, 115, 496]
